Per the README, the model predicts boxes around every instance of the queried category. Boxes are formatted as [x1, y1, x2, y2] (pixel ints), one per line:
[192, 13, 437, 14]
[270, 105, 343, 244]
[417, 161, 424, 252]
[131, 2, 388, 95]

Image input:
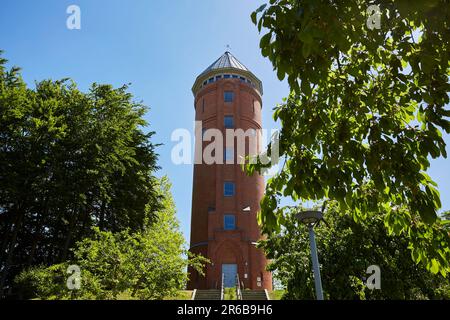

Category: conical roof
[192, 51, 263, 96]
[200, 51, 249, 75]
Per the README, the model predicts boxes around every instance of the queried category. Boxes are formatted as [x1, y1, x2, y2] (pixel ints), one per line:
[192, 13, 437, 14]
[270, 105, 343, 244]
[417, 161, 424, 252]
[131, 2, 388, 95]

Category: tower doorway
[221, 264, 237, 288]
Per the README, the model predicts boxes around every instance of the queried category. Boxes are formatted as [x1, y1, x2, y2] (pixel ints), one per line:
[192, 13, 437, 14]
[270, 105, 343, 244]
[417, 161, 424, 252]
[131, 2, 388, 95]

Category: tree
[261, 202, 450, 299]
[247, 1, 450, 275]
[0, 51, 161, 296]
[15, 177, 208, 300]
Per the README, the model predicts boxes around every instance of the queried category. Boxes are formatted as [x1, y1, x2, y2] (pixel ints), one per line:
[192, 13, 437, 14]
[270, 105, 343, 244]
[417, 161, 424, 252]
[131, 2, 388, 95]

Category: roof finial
[225, 44, 231, 52]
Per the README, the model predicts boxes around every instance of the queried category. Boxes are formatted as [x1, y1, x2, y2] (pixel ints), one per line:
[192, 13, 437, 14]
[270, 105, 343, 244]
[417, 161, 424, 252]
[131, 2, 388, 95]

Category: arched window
[224, 182, 235, 196]
[224, 91, 234, 103]
[224, 115, 234, 128]
[224, 215, 236, 230]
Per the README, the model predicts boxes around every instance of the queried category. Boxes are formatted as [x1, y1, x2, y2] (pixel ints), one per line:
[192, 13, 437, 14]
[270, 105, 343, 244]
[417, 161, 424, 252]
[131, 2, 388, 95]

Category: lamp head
[295, 210, 323, 226]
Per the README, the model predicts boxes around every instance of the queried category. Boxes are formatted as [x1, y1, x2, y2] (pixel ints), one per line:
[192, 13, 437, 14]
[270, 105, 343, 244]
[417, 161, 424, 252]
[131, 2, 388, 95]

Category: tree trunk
[59, 206, 78, 262]
[27, 195, 48, 267]
[99, 200, 106, 230]
[0, 210, 24, 297]
[0, 214, 13, 262]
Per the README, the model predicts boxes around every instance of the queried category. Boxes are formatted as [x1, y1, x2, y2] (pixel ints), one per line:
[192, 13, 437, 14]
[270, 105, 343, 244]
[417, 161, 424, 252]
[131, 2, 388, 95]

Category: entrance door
[222, 264, 237, 288]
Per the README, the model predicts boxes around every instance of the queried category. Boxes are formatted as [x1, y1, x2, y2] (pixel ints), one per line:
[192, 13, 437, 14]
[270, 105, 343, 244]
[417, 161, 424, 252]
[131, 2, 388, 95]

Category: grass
[116, 290, 193, 300]
[269, 290, 284, 300]
[31, 290, 195, 300]
[34, 289, 281, 300]
[164, 290, 193, 300]
[223, 288, 236, 300]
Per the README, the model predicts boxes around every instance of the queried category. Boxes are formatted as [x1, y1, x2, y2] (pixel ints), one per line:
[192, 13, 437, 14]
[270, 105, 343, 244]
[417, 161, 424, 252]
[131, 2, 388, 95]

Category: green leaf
[301, 80, 312, 96]
[277, 66, 285, 81]
[252, 4, 267, 25]
[251, 11, 257, 25]
[430, 259, 439, 274]
[302, 43, 311, 59]
[260, 33, 272, 49]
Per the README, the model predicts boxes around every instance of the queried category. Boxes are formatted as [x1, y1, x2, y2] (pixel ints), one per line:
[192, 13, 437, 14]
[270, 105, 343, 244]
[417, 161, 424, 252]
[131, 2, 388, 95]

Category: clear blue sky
[1, 0, 449, 244]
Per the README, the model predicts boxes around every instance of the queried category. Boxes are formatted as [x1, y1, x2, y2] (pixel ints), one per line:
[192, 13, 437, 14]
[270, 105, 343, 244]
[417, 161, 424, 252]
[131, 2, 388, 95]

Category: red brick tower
[187, 52, 272, 290]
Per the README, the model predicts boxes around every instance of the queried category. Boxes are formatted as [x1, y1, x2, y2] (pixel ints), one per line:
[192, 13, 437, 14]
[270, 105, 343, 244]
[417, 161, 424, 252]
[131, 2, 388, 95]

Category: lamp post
[295, 210, 324, 300]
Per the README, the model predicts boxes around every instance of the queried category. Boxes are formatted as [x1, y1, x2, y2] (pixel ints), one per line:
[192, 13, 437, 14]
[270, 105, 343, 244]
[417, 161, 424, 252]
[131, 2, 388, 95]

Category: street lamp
[296, 210, 324, 300]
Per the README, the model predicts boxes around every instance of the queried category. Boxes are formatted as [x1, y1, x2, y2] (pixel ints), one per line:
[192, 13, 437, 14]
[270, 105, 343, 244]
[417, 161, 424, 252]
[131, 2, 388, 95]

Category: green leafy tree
[262, 203, 450, 299]
[15, 177, 208, 300]
[247, 1, 450, 274]
[0, 51, 161, 296]
[14, 263, 103, 300]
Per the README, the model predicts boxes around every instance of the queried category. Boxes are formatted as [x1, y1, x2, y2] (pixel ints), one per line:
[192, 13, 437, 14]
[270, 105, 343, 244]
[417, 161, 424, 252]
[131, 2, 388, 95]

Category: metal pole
[308, 224, 324, 300]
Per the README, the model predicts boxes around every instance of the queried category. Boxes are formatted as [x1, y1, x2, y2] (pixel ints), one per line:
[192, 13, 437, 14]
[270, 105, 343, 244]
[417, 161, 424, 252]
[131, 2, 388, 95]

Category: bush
[14, 178, 208, 300]
[15, 264, 104, 300]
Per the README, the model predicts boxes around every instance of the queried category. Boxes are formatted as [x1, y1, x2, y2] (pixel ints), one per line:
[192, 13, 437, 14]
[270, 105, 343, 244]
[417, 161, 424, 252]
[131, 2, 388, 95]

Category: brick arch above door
[211, 239, 244, 266]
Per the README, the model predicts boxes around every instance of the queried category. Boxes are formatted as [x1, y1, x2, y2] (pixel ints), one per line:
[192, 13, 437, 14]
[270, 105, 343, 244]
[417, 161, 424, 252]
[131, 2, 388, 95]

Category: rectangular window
[224, 74, 231, 79]
[224, 91, 234, 103]
[232, 75, 239, 79]
[208, 78, 214, 84]
[224, 215, 236, 230]
[224, 182, 235, 197]
[224, 115, 234, 128]
[224, 147, 234, 162]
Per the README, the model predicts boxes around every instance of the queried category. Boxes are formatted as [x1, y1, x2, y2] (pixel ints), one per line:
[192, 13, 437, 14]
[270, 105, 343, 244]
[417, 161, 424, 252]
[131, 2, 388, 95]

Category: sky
[1, 0, 449, 244]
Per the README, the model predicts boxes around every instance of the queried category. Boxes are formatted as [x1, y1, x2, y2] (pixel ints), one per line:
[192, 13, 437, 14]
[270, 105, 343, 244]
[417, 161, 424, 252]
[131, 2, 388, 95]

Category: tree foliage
[0, 52, 161, 296]
[15, 177, 208, 300]
[248, 1, 450, 274]
[262, 203, 450, 299]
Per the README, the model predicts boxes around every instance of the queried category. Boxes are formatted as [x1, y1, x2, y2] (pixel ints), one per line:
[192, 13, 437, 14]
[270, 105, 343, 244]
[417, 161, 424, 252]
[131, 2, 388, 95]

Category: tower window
[224, 116, 234, 128]
[208, 78, 214, 84]
[224, 147, 234, 162]
[224, 215, 236, 230]
[224, 74, 231, 79]
[224, 91, 234, 103]
[232, 75, 239, 79]
[224, 182, 235, 197]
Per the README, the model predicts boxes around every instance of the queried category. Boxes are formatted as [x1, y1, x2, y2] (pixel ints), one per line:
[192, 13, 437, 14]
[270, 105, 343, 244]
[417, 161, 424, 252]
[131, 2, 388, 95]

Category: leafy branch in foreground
[247, 1, 450, 275]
